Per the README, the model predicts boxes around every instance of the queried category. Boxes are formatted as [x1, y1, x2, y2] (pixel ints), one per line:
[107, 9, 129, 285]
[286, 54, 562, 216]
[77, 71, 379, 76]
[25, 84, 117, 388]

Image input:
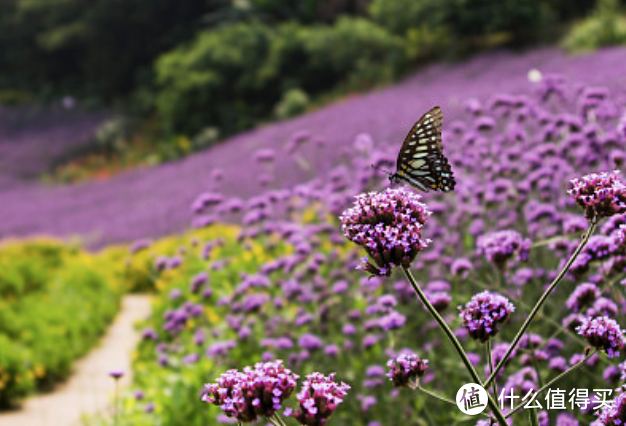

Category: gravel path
[0, 295, 151, 426]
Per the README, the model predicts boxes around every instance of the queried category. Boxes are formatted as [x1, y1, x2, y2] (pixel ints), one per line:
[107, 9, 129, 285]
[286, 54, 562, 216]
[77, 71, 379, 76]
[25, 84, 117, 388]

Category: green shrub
[0, 239, 123, 408]
[0, 0, 216, 100]
[94, 117, 132, 155]
[562, 0, 626, 52]
[0, 335, 35, 406]
[368, 0, 441, 36]
[0, 90, 34, 106]
[191, 127, 221, 150]
[154, 18, 404, 137]
[155, 22, 277, 136]
[274, 88, 310, 120]
[370, 0, 561, 52]
[302, 17, 405, 92]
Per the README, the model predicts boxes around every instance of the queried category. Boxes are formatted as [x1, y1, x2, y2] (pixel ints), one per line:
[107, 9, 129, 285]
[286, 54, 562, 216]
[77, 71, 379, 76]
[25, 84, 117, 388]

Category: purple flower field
[108, 40, 626, 424]
[0, 105, 108, 189]
[3, 47, 626, 248]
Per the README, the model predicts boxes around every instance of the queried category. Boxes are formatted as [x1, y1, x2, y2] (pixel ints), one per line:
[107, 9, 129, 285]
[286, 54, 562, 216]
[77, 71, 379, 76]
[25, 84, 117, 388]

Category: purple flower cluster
[476, 230, 531, 269]
[459, 291, 515, 342]
[576, 316, 625, 358]
[566, 282, 600, 312]
[201, 360, 298, 422]
[386, 351, 429, 388]
[568, 171, 626, 222]
[591, 390, 626, 426]
[340, 188, 431, 276]
[286, 372, 350, 426]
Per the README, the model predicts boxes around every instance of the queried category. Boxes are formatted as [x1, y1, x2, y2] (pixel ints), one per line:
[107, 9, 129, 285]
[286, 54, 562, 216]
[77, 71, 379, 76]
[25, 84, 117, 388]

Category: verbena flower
[576, 316, 625, 358]
[459, 291, 515, 343]
[556, 413, 580, 426]
[477, 230, 531, 269]
[379, 311, 406, 331]
[340, 189, 431, 276]
[386, 351, 428, 388]
[603, 365, 621, 384]
[450, 258, 473, 277]
[191, 192, 223, 213]
[129, 239, 151, 254]
[190, 271, 208, 294]
[568, 171, 626, 222]
[201, 360, 298, 423]
[566, 282, 600, 312]
[109, 370, 124, 379]
[286, 372, 350, 426]
[588, 297, 619, 318]
[298, 333, 324, 351]
[591, 390, 626, 426]
[425, 291, 452, 313]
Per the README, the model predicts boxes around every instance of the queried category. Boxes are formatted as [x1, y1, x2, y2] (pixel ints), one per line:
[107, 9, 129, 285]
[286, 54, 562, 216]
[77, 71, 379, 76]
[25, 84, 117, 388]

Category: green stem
[268, 414, 288, 426]
[403, 268, 508, 426]
[417, 384, 492, 419]
[417, 383, 458, 407]
[528, 408, 540, 426]
[487, 339, 498, 399]
[484, 221, 597, 389]
[505, 350, 596, 419]
[113, 380, 119, 426]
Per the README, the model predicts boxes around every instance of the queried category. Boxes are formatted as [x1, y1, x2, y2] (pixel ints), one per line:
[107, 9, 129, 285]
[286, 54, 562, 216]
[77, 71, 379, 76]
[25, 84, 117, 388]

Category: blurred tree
[0, 0, 227, 100]
[369, 0, 597, 52]
[155, 17, 404, 137]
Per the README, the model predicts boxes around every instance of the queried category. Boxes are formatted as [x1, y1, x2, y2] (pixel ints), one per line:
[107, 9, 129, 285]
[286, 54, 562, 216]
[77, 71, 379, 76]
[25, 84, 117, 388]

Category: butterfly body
[388, 106, 455, 193]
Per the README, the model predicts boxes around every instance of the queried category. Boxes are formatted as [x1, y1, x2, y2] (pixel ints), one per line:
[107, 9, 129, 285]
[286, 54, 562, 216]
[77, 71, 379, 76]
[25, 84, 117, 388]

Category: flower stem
[417, 383, 458, 407]
[417, 384, 493, 419]
[487, 339, 498, 399]
[528, 408, 540, 426]
[268, 414, 288, 426]
[113, 380, 119, 426]
[484, 221, 597, 389]
[505, 349, 596, 419]
[403, 268, 509, 426]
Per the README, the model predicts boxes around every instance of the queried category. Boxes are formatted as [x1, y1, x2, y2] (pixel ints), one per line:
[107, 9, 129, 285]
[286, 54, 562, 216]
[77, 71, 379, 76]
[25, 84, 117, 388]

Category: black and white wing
[393, 106, 455, 192]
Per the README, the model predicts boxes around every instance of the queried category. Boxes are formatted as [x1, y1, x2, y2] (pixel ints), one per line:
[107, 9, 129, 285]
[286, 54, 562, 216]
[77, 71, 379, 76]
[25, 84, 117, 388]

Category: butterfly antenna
[371, 164, 392, 176]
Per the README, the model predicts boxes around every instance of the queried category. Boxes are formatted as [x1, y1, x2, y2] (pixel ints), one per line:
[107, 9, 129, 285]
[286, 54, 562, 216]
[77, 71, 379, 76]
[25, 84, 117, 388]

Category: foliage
[99, 225, 240, 294]
[155, 18, 405, 137]
[0, 0, 219, 100]
[0, 238, 123, 408]
[562, 0, 626, 52]
[274, 88, 311, 120]
[369, 0, 597, 53]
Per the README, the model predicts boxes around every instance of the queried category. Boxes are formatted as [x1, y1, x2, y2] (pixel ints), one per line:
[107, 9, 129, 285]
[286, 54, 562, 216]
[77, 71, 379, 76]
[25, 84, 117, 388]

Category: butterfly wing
[395, 106, 455, 192]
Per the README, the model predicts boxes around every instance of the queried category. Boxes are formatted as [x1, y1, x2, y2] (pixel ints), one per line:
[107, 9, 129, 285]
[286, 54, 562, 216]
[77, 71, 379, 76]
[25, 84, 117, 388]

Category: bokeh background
[2, 1, 626, 425]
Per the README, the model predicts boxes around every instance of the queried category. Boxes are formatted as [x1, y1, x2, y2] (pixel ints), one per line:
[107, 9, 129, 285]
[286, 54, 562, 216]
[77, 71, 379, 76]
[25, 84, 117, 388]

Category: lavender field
[4, 43, 626, 425]
[97, 42, 626, 425]
[2, 47, 626, 248]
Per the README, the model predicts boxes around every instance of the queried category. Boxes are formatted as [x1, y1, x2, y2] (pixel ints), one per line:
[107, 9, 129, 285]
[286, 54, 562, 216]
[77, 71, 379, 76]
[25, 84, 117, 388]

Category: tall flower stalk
[340, 188, 508, 424]
[403, 268, 509, 426]
[339, 171, 626, 424]
[483, 220, 597, 389]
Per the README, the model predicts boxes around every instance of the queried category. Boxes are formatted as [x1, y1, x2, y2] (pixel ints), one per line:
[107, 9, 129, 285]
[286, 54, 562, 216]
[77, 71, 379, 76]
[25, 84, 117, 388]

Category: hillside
[2, 47, 626, 247]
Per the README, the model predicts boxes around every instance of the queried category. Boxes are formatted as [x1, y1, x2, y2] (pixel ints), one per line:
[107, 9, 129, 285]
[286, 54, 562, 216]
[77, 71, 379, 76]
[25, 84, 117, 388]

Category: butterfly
[384, 106, 455, 192]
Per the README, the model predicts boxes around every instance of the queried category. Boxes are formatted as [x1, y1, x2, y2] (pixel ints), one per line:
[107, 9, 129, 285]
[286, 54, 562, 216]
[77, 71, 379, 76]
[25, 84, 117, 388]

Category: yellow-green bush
[0, 238, 123, 408]
[563, 0, 626, 52]
[99, 225, 241, 293]
[154, 18, 404, 137]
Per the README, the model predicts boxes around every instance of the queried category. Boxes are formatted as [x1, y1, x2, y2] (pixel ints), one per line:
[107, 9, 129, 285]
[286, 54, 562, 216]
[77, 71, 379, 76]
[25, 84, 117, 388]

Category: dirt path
[0, 295, 152, 426]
